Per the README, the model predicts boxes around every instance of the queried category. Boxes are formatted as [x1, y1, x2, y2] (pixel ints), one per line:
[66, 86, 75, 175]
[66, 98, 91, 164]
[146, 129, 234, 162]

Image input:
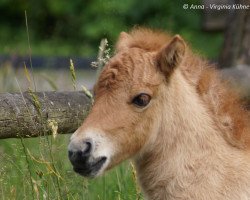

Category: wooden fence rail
[0, 67, 249, 139]
[0, 91, 91, 139]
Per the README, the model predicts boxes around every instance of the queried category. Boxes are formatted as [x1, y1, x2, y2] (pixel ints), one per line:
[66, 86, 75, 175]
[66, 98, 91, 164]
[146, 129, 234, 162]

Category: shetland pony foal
[68, 28, 250, 199]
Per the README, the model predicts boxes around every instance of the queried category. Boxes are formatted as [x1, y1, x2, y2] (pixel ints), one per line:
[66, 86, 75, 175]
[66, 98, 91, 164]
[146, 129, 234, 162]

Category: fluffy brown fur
[117, 27, 250, 149]
[72, 27, 250, 199]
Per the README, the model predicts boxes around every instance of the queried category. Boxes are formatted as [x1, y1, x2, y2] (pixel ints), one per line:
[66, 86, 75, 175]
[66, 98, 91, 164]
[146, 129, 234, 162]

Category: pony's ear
[156, 35, 185, 75]
[116, 32, 131, 52]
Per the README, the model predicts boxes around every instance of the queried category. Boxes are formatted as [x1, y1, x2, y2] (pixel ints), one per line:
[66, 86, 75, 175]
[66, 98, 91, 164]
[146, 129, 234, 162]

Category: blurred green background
[0, 0, 223, 59]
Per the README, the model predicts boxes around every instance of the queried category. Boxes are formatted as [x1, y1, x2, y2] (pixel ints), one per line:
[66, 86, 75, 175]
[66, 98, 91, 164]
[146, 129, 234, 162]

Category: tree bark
[219, 0, 250, 68]
[0, 91, 91, 139]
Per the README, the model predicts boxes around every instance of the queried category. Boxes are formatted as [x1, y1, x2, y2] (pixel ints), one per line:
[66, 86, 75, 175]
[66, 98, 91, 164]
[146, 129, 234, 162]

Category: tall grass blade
[25, 10, 36, 91]
[69, 59, 77, 90]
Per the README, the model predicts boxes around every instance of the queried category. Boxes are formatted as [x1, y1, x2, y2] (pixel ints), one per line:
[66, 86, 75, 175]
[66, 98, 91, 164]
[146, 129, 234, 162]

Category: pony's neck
[134, 70, 239, 199]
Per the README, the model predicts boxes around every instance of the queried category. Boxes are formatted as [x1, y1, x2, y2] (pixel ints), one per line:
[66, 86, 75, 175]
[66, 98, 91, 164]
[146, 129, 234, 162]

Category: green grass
[0, 136, 139, 200]
[0, 65, 141, 200]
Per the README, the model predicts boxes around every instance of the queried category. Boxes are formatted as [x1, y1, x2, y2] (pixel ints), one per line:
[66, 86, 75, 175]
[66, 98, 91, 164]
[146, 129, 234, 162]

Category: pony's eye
[132, 93, 151, 108]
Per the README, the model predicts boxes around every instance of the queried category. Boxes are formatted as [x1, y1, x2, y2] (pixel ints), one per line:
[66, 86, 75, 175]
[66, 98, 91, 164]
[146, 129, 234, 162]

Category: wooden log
[0, 91, 91, 139]
[0, 70, 249, 140]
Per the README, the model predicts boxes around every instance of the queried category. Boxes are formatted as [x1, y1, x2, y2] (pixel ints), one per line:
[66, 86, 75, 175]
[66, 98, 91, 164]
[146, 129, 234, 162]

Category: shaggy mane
[121, 27, 250, 149]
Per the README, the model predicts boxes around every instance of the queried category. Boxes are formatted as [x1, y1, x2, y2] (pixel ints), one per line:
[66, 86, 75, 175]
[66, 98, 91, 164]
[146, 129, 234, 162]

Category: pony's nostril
[81, 139, 93, 157]
[68, 139, 94, 164]
[83, 141, 92, 155]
